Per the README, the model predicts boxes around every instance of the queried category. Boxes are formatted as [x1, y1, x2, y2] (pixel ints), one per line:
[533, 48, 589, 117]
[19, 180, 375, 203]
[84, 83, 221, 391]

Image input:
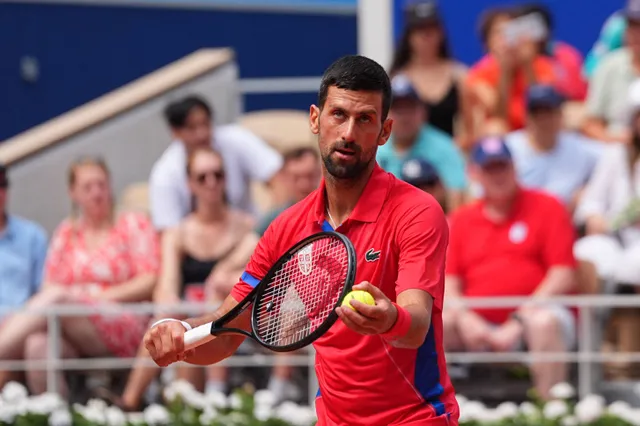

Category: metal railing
[1, 295, 640, 404]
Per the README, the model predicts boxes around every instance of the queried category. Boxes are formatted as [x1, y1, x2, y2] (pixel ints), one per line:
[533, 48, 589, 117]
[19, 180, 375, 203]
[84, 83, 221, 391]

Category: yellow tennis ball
[341, 290, 375, 311]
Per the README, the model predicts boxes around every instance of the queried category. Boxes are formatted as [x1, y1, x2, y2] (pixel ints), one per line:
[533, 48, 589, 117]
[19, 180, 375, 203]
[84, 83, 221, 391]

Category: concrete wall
[6, 61, 240, 234]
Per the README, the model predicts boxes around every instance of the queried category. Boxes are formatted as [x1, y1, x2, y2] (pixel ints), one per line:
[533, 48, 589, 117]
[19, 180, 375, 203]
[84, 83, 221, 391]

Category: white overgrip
[184, 322, 215, 351]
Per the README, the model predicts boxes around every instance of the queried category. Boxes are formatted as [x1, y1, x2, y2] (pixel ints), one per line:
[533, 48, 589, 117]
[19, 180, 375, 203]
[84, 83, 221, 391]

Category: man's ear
[378, 118, 393, 146]
[309, 105, 320, 135]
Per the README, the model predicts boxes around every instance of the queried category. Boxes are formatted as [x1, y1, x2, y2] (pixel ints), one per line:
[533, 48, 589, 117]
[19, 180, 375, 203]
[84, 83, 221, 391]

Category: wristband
[150, 318, 192, 331]
[380, 303, 412, 341]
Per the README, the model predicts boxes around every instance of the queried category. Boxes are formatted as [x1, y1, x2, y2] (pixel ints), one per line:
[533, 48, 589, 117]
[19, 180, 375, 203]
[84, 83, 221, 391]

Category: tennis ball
[341, 290, 375, 311]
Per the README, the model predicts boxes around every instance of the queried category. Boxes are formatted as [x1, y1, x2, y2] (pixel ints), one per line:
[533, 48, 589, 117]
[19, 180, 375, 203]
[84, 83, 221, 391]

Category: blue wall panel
[0, 2, 357, 141]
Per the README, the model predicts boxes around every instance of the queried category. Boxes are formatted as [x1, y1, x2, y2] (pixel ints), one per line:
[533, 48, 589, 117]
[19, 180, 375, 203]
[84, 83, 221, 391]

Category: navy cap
[625, 0, 640, 21]
[526, 84, 565, 110]
[404, 0, 441, 27]
[401, 158, 440, 186]
[470, 136, 512, 166]
[391, 74, 421, 104]
[0, 164, 7, 188]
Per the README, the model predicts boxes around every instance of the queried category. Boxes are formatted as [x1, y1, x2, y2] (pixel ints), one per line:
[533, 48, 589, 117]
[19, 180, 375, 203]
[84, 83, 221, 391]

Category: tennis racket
[183, 231, 357, 352]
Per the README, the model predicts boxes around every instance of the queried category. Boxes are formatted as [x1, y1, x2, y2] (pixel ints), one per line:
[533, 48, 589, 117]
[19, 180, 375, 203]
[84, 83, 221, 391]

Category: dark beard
[322, 141, 370, 180]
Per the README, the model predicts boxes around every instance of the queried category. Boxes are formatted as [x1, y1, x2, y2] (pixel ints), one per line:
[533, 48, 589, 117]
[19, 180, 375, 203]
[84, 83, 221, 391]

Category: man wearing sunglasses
[0, 163, 48, 323]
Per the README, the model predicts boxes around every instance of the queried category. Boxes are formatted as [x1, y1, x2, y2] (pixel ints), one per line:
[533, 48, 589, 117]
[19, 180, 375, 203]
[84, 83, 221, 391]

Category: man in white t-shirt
[149, 96, 283, 230]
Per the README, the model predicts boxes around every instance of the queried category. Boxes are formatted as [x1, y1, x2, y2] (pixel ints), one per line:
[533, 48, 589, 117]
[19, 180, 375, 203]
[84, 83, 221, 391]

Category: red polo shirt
[446, 188, 576, 324]
[231, 165, 459, 426]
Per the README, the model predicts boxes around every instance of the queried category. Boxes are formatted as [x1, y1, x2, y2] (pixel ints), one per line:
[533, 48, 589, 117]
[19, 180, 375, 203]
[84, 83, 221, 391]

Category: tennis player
[145, 55, 459, 425]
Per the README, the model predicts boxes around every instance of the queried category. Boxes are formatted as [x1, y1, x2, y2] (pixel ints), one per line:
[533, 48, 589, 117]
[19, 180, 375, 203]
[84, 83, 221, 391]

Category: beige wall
[6, 62, 240, 234]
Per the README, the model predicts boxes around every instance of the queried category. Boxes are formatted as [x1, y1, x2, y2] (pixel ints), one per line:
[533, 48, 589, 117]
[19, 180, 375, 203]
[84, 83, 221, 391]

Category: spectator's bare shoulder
[228, 209, 256, 233]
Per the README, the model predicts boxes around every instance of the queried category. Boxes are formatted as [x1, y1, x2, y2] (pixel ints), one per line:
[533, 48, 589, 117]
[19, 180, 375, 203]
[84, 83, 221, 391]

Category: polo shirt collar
[308, 164, 391, 225]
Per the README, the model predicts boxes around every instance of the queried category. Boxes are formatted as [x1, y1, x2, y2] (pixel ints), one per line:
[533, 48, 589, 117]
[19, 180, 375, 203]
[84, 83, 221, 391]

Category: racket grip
[184, 322, 215, 351]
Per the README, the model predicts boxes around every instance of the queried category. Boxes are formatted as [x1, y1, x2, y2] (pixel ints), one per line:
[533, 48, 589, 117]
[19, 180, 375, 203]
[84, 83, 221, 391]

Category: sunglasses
[195, 170, 224, 184]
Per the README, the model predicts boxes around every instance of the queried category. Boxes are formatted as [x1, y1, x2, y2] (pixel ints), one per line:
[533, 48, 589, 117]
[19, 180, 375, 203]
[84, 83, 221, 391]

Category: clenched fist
[144, 320, 195, 367]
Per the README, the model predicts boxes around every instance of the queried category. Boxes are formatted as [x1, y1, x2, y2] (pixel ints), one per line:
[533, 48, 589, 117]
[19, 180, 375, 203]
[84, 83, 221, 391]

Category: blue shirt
[377, 125, 467, 190]
[505, 130, 601, 206]
[0, 215, 48, 318]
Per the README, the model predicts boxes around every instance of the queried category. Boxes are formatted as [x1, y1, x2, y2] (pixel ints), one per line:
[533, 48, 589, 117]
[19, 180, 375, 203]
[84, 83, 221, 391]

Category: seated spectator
[0, 157, 160, 396]
[583, 10, 625, 79]
[583, 0, 640, 143]
[512, 3, 587, 101]
[378, 74, 467, 211]
[149, 95, 284, 231]
[0, 163, 48, 321]
[505, 85, 599, 211]
[256, 147, 321, 237]
[400, 158, 448, 214]
[444, 137, 577, 400]
[115, 147, 255, 410]
[389, 0, 467, 140]
[465, 6, 557, 135]
[574, 79, 640, 287]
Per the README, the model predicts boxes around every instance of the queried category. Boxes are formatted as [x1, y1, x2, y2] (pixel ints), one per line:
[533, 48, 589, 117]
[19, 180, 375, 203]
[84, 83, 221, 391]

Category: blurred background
[1, 0, 640, 424]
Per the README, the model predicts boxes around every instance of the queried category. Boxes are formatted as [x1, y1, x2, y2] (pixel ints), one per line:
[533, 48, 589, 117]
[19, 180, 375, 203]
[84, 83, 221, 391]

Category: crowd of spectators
[3, 0, 640, 408]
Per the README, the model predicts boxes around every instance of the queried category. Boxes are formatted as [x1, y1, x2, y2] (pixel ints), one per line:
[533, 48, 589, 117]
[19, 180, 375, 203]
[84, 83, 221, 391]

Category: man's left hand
[335, 281, 397, 335]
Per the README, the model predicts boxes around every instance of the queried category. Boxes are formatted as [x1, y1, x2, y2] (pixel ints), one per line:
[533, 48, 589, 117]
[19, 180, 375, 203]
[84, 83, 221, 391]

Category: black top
[424, 80, 459, 137]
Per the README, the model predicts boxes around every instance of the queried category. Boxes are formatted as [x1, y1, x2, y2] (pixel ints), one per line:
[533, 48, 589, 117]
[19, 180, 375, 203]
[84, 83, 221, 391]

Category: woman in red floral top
[0, 157, 160, 396]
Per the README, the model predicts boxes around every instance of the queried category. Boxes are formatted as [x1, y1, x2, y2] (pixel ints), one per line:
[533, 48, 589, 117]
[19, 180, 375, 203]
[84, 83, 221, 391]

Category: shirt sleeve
[232, 126, 284, 183]
[30, 227, 49, 294]
[149, 171, 186, 231]
[43, 221, 73, 285]
[395, 201, 449, 311]
[541, 198, 577, 269]
[122, 213, 161, 275]
[444, 211, 464, 277]
[230, 214, 281, 302]
[584, 53, 612, 118]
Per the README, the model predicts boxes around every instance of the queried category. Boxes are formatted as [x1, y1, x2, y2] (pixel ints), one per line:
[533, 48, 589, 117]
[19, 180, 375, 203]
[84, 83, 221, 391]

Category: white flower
[254, 405, 273, 421]
[105, 406, 127, 426]
[275, 401, 302, 423]
[575, 395, 605, 423]
[228, 393, 243, 410]
[495, 402, 518, 419]
[254, 389, 277, 408]
[199, 408, 219, 424]
[126, 412, 146, 425]
[543, 400, 569, 419]
[292, 405, 316, 426]
[561, 415, 579, 426]
[29, 392, 66, 415]
[608, 400, 632, 418]
[460, 400, 486, 421]
[519, 401, 540, 417]
[0, 405, 18, 424]
[205, 390, 228, 409]
[143, 403, 171, 425]
[163, 379, 196, 403]
[549, 382, 576, 400]
[182, 389, 208, 411]
[48, 408, 72, 426]
[86, 398, 108, 413]
[77, 405, 107, 424]
[1, 381, 28, 403]
[455, 394, 468, 409]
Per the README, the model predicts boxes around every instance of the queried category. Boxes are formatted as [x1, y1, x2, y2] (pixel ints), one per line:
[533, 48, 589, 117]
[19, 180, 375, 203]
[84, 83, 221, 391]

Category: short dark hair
[164, 95, 212, 129]
[283, 147, 319, 165]
[477, 6, 513, 47]
[317, 55, 392, 121]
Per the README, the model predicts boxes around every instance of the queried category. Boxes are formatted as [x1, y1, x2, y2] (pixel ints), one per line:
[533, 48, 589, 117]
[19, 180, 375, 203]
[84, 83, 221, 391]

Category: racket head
[250, 231, 356, 352]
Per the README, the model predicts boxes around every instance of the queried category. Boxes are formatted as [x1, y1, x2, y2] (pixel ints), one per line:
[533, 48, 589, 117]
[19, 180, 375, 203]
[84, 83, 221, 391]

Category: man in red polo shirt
[144, 55, 458, 425]
[444, 136, 577, 400]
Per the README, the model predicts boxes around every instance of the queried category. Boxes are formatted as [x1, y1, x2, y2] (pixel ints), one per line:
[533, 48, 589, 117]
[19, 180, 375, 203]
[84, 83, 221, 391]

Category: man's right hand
[457, 310, 493, 352]
[144, 321, 195, 367]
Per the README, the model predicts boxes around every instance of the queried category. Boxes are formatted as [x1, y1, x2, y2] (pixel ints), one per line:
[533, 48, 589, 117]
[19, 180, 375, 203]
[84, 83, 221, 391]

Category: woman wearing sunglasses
[113, 146, 258, 410]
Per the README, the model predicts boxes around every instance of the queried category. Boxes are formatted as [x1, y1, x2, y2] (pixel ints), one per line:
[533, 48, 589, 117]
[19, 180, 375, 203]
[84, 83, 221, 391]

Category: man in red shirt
[144, 55, 458, 425]
[444, 136, 577, 400]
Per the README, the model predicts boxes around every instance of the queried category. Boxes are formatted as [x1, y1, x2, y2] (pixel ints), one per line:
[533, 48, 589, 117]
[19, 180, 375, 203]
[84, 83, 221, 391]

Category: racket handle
[184, 322, 215, 351]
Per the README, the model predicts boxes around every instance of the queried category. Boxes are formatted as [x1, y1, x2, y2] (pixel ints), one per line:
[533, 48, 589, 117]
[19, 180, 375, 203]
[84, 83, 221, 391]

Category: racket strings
[254, 236, 349, 347]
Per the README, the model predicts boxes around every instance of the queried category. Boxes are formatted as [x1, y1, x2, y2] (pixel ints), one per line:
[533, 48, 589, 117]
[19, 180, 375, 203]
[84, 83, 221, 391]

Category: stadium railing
[0, 295, 638, 406]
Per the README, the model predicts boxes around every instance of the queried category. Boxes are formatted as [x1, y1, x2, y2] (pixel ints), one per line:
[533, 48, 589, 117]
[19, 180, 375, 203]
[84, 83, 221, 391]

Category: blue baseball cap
[625, 0, 640, 21]
[401, 158, 440, 186]
[526, 84, 565, 111]
[404, 0, 441, 27]
[391, 74, 421, 104]
[470, 136, 512, 166]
